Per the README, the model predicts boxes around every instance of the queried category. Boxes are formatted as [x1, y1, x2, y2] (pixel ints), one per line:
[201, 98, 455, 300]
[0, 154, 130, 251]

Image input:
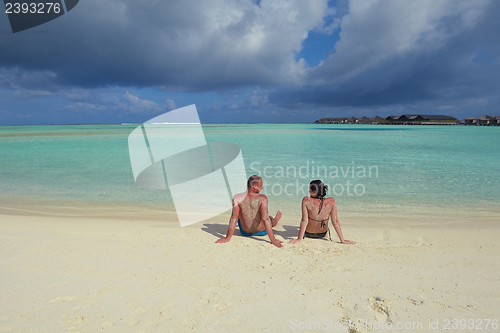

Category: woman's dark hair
[309, 180, 328, 198]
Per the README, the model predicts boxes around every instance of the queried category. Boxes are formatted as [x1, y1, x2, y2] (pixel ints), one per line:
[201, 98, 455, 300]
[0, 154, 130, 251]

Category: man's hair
[247, 175, 262, 189]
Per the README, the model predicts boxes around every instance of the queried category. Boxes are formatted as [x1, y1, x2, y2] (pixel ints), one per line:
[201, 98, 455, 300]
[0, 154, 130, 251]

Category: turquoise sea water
[0, 124, 499, 219]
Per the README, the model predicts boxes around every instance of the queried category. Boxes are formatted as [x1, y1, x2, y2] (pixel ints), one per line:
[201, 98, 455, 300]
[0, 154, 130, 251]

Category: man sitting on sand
[216, 175, 283, 248]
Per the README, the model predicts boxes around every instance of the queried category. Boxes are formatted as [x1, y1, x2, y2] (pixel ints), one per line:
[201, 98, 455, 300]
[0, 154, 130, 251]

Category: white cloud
[65, 102, 107, 115]
[64, 90, 163, 115]
[119, 91, 162, 114]
[0, 67, 59, 90]
[165, 99, 176, 110]
[10, 90, 53, 99]
[309, 0, 490, 84]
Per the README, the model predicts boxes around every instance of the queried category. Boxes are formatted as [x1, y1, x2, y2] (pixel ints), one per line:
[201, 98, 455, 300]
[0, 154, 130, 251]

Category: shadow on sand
[201, 223, 301, 242]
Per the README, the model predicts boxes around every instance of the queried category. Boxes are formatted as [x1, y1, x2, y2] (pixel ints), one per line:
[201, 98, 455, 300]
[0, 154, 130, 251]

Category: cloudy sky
[1, 0, 499, 124]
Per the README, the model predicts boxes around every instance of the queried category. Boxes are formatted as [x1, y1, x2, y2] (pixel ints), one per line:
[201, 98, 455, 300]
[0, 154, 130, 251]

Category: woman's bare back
[302, 196, 336, 233]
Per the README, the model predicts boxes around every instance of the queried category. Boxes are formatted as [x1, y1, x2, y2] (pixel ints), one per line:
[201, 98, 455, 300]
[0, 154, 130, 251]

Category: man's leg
[271, 211, 282, 227]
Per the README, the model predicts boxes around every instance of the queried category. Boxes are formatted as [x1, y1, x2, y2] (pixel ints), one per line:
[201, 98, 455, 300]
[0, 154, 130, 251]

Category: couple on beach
[216, 175, 356, 248]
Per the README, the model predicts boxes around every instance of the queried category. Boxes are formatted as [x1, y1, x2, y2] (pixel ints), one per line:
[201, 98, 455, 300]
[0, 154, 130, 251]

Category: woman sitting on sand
[289, 180, 356, 244]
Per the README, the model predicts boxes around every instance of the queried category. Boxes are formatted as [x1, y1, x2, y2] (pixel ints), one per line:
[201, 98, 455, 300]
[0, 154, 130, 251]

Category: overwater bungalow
[385, 114, 458, 125]
[464, 115, 499, 126]
[370, 116, 384, 123]
[385, 115, 400, 123]
[315, 114, 462, 125]
[408, 115, 458, 124]
[356, 116, 371, 124]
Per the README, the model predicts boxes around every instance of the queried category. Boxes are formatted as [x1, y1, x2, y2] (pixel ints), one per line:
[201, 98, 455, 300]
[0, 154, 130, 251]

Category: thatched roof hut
[357, 116, 370, 124]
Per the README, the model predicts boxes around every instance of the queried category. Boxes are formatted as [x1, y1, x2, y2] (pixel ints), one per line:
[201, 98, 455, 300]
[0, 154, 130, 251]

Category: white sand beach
[1, 212, 499, 332]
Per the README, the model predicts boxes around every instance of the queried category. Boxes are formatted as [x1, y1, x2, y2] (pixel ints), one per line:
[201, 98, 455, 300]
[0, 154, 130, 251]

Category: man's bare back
[216, 175, 283, 247]
[235, 191, 268, 233]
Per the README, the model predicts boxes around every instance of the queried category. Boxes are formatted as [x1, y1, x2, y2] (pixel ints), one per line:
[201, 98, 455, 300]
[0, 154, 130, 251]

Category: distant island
[314, 114, 500, 126]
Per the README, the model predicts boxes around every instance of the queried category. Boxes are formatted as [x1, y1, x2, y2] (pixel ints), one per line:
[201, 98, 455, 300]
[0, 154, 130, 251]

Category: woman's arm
[289, 197, 308, 244]
[330, 199, 356, 244]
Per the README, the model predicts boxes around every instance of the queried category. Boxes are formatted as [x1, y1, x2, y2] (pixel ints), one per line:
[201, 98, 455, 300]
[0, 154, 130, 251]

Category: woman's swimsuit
[305, 197, 331, 240]
[308, 197, 328, 227]
[304, 230, 328, 238]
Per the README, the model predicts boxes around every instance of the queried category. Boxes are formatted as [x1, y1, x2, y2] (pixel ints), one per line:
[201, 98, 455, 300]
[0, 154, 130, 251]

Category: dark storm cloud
[0, 0, 327, 90]
[0, 67, 59, 91]
[266, 0, 500, 113]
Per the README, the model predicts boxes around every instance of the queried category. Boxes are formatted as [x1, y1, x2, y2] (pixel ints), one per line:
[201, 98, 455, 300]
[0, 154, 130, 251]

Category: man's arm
[260, 196, 282, 248]
[215, 196, 240, 243]
[330, 199, 356, 244]
[289, 197, 308, 244]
